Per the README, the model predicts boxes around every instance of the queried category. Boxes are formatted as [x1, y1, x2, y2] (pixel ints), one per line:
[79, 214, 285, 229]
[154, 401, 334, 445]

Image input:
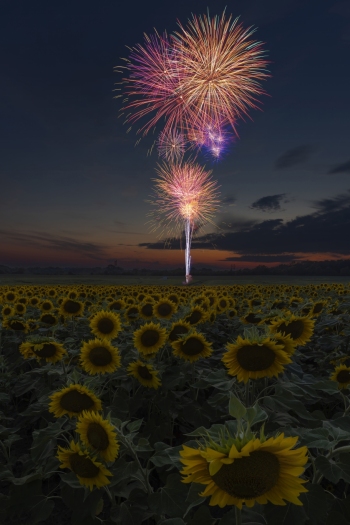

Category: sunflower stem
[235, 505, 242, 525]
[245, 380, 250, 406]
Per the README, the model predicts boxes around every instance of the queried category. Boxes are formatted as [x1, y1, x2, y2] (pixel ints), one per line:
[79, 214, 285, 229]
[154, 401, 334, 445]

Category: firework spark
[148, 162, 220, 280]
[157, 128, 187, 163]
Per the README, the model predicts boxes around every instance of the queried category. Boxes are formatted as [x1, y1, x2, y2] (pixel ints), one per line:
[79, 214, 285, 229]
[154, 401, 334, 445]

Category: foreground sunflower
[133, 322, 167, 356]
[153, 298, 177, 320]
[80, 338, 121, 375]
[49, 384, 102, 418]
[57, 440, 112, 491]
[89, 310, 121, 340]
[179, 433, 308, 509]
[127, 359, 161, 389]
[171, 331, 212, 363]
[76, 410, 120, 462]
[330, 365, 350, 390]
[269, 314, 315, 346]
[222, 335, 291, 383]
[59, 298, 84, 318]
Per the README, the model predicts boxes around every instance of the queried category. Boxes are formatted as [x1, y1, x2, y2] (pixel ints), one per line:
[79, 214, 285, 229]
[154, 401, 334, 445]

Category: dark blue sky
[1, 0, 350, 268]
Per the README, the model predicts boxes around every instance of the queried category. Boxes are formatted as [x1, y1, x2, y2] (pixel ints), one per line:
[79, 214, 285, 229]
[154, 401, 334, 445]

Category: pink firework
[148, 162, 220, 280]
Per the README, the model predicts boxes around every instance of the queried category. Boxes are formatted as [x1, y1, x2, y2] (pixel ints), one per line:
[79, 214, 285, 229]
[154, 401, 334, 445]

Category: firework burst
[148, 162, 220, 281]
[157, 128, 187, 163]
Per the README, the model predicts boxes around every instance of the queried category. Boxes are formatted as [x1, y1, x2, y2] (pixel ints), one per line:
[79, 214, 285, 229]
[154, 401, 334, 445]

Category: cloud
[140, 190, 350, 256]
[275, 145, 314, 169]
[221, 255, 297, 263]
[0, 230, 110, 261]
[250, 194, 287, 212]
[328, 160, 350, 175]
[221, 195, 237, 206]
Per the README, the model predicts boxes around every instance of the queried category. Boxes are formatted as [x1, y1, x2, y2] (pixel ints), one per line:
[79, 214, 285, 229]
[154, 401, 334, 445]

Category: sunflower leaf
[229, 392, 246, 420]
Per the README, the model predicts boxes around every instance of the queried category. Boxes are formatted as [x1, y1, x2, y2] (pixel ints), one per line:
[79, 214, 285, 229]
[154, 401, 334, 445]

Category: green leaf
[229, 392, 246, 420]
[264, 501, 308, 525]
[299, 484, 333, 525]
[315, 456, 343, 483]
[127, 419, 143, 433]
[148, 473, 189, 518]
[187, 505, 214, 525]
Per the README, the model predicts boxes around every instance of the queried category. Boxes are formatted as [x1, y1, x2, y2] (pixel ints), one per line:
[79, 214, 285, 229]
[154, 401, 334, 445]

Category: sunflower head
[49, 384, 102, 418]
[168, 320, 191, 342]
[133, 322, 167, 356]
[76, 410, 120, 462]
[59, 299, 84, 317]
[57, 440, 112, 491]
[330, 364, 350, 390]
[80, 338, 121, 375]
[127, 359, 161, 389]
[89, 310, 121, 340]
[153, 298, 177, 319]
[171, 331, 212, 363]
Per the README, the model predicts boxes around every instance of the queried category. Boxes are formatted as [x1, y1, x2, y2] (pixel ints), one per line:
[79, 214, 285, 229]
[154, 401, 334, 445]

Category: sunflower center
[41, 314, 56, 325]
[169, 325, 189, 342]
[69, 453, 100, 478]
[89, 346, 112, 366]
[337, 370, 350, 383]
[157, 303, 172, 317]
[236, 344, 276, 371]
[180, 337, 204, 356]
[97, 318, 115, 334]
[141, 304, 153, 317]
[127, 307, 139, 317]
[64, 300, 81, 314]
[60, 390, 95, 413]
[278, 320, 304, 340]
[212, 450, 280, 499]
[9, 321, 25, 330]
[138, 365, 153, 380]
[140, 329, 160, 347]
[244, 313, 261, 324]
[86, 422, 109, 450]
[313, 303, 323, 313]
[110, 301, 122, 310]
[33, 343, 57, 358]
[186, 310, 202, 324]
[42, 302, 51, 311]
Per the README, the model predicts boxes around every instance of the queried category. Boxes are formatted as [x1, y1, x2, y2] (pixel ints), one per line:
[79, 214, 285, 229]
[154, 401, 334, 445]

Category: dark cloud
[275, 145, 314, 169]
[309, 190, 350, 212]
[215, 214, 258, 232]
[221, 195, 237, 206]
[140, 191, 350, 256]
[221, 255, 297, 263]
[250, 194, 287, 212]
[0, 230, 109, 261]
[328, 160, 350, 175]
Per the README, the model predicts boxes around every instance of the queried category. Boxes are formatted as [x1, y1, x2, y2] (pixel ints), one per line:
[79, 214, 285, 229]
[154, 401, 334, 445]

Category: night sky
[1, 0, 350, 269]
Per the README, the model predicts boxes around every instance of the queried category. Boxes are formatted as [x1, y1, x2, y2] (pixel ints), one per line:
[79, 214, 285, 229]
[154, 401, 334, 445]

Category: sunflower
[39, 313, 58, 326]
[108, 298, 126, 312]
[330, 365, 350, 390]
[57, 440, 112, 491]
[308, 300, 328, 317]
[59, 299, 84, 318]
[171, 331, 212, 363]
[269, 314, 315, 346]
[139, 300, 155, 320]
[14, 302, 27, 315]
[1, 305, 14, 317]
[179, 433, 308, 509]
[3, 291, 17, 303]
[49, 384, 102, 418]
[269, 331, 296, 357]
[89, 310, 121, 340]
[184, 305, 208, 325]
[80, 338, 121, 375]
[153, 298, 177, 320]
[19, 338, 66, 363]
[222, 335, 291, 383]
[3, 317, 29, 333]
[127, 359, 161, 389]
[40, 300, 54, 312]
[168, 320, 191, 342]
[133, 322, 167, 356]
[124, 305, 140, 323]
[76, 410, 120, 462]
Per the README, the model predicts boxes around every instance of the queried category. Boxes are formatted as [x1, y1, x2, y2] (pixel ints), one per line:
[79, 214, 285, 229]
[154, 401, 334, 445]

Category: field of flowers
[1, 282, 350, 525]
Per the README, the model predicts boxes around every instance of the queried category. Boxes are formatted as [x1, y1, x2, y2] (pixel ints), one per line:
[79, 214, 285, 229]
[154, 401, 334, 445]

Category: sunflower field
[1, 282, 350, 525]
